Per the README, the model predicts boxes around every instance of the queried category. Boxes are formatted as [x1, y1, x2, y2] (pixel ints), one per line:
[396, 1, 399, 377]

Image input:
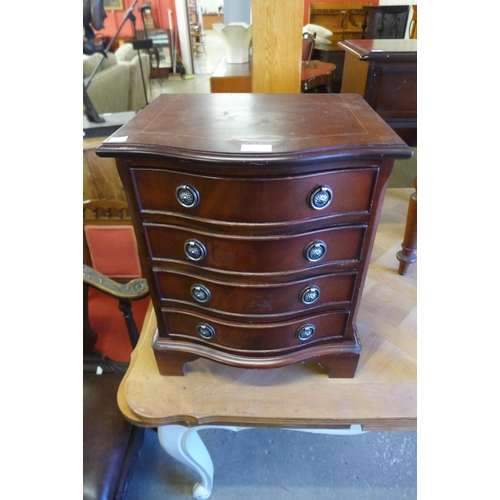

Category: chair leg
[397, 178, 417, 275]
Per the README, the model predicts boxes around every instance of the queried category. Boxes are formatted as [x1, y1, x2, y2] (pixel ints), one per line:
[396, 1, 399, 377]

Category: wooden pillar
[251, 0, 303, 93]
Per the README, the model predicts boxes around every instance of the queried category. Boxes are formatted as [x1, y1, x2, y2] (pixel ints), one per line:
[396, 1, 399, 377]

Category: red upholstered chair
[83, 199, 150, 363]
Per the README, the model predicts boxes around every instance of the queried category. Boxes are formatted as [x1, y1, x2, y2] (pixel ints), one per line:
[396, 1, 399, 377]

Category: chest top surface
[339, 39, 417, 60]
[96, 93, 411, 165]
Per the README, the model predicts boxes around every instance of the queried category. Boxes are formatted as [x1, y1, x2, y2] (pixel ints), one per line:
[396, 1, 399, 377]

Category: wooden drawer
[161, 308, 350, 352]
[154, 269, 357, 318]
[144, 223, 367, 273]
[131, 167, 378, 224]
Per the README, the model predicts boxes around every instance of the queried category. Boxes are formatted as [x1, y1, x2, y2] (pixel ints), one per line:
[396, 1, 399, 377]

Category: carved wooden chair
[83, 199, 150, 500]
[83, 199, 149, 362]
[302, 32, 316, 61]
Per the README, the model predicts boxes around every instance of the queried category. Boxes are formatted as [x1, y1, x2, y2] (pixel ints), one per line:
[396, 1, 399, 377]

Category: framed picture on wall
[104, 0, 124, 10]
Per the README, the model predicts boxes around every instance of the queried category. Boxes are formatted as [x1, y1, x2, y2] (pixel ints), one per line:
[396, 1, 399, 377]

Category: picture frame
[104, 0, 124, 11]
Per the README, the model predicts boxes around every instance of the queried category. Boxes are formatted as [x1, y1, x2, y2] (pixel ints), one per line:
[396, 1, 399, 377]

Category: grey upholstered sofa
[83, 43, 150, 115]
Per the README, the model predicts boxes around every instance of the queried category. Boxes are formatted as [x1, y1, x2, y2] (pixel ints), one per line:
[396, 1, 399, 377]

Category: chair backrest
[83, 199, 142, 279]
[302, 32, 316, 61]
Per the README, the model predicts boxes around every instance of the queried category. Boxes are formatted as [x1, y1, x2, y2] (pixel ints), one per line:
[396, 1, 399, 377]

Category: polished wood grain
[118, 188, 417, 431]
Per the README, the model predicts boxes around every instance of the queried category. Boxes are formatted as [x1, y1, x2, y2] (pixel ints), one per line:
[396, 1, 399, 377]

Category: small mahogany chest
[96, 93, 412, 377]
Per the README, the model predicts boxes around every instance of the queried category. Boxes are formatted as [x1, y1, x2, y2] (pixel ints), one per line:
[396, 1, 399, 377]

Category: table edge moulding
[338, 38, 417, 61]
[96, 93, 412, 379]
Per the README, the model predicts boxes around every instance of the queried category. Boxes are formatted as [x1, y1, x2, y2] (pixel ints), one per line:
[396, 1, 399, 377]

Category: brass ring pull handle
[304, 241, 327, 262]
[176, 184, 200, 208]
[308, 185, 333, 210]
[296, 324, 315, 341]
[197, 323, 216, 339]
[191, 284, 211, 303]
[184, 239, 207, 261]
[300, 285, 321, 304]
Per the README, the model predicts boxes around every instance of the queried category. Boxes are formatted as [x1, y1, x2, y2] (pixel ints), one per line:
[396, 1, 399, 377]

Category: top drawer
[130, 167, 378, 224]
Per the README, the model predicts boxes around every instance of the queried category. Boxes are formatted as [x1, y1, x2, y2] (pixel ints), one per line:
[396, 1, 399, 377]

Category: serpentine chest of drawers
[96, 93, 412, 377]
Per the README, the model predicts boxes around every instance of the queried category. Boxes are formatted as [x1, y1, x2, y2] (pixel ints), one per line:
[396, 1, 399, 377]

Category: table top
[338, 39, 417, 60]
[118, 187, 417, 431]
[97, 93, 411, 163]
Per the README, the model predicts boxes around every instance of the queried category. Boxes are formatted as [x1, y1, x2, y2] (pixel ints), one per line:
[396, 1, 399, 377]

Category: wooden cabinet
[308, 2, 375, 46]
[362, 5, 410, 39]
[210, 57, 251, 93]
[96, 93, 412, 378]
[339, 39, 417, 147]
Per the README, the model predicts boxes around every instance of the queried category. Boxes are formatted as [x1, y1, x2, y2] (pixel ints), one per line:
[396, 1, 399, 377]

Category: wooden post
[251, 0, 303, 93]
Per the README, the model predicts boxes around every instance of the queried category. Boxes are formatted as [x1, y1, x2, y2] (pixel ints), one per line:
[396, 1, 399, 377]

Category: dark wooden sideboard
[339, 39, 417, 147]
[96, 93, 412, 378]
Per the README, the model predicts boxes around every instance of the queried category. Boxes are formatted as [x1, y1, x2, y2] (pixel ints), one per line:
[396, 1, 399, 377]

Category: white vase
[212, 23, 252, 64]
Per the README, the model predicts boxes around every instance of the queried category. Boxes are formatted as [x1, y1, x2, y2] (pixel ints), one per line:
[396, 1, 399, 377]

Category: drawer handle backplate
[176, 184, 200, 208]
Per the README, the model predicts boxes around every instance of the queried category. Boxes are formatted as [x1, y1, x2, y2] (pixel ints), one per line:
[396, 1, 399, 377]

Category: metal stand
[84, 0, 149, 120]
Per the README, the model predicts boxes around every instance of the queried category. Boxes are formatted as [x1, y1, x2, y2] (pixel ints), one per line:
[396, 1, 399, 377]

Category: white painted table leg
[157, 424, 366, 499]
[157, 425, 248, 499]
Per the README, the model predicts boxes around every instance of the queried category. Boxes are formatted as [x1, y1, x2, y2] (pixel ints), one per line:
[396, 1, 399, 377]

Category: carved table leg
[157, 424, 366, 499]
[157, 425, 248, 499]
[397, 177, 417, 275]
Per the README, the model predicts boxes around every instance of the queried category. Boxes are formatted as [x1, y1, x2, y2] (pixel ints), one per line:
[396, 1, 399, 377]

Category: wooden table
[117, 187, 416, 498]
[301, 60, 336, 92]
